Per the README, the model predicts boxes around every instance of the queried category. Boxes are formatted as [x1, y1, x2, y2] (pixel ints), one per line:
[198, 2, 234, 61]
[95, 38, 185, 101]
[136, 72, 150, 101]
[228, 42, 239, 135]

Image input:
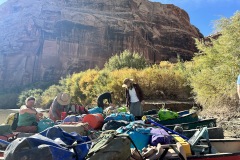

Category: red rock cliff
[0, 0, 203, 88]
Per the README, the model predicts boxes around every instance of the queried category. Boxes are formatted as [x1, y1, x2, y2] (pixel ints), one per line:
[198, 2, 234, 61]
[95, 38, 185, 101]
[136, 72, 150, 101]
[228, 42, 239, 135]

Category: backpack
[37, 118, 55, 133]
[104, 113, 135, 123]
[86, 130, 139, 160]
[117, 106, 127, 113]
[5, 113, 19, 131]
[117, 122, 151, 151]
[102, 120, 129, 131]
[63, 115, 79, 123]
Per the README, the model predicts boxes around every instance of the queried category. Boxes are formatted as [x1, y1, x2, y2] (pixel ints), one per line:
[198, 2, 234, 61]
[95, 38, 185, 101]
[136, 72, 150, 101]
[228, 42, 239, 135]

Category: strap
[169, 144, 185, 160]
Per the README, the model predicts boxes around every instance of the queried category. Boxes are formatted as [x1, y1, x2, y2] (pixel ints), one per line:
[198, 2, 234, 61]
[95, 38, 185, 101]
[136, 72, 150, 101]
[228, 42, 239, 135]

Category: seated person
[16, 96, 43, 133]
[97, 91, 114, 109]
[49, 93, 71, 122]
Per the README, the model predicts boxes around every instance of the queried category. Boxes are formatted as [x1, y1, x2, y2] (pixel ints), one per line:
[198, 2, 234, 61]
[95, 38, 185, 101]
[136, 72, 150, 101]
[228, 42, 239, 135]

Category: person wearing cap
[16, 96, 43, 133]
[122, 78, 144, 120]
[49, 93, 71, 122]
[97, 92, 114, 109]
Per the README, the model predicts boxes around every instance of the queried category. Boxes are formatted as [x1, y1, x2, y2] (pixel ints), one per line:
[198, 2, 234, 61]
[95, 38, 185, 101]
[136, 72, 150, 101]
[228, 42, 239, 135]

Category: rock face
[0, 0, 203, 88]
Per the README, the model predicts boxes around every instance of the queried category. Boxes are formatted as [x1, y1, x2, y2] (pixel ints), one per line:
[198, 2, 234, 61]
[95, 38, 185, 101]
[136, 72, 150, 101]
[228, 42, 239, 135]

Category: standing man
[122, 78, 145, 120]
[97, 92, 114, 109]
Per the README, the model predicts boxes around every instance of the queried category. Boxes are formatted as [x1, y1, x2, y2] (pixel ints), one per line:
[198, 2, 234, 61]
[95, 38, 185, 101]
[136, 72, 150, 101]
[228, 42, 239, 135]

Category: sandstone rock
[0, 0, 203, 88]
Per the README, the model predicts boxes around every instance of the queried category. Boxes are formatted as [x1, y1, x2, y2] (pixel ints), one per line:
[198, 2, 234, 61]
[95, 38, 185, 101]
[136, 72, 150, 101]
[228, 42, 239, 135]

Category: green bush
[17, 89, 43, 107]
[187, 11, 240, 107]
[104, 50, 148, 70]
[40, 85, 63, 108]
[64, 66, 190, 106]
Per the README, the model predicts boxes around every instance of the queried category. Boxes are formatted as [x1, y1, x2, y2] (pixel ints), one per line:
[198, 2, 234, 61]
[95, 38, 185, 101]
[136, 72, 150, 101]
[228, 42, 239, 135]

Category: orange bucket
[82, 114, 104, 129]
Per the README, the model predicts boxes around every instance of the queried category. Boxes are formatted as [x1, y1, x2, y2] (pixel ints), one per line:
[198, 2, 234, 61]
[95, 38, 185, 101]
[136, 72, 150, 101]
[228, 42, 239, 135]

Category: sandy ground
[199, 106, 240, 138]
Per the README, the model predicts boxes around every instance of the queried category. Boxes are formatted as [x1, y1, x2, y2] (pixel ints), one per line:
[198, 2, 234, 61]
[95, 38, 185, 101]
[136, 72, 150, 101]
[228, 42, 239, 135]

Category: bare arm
[19, 105, 37, 114]
[19, 105, 43, 120]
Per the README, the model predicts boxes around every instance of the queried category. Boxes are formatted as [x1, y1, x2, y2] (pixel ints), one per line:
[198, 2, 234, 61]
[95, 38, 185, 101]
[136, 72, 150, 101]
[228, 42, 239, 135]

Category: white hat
[57, 93, 71, 105]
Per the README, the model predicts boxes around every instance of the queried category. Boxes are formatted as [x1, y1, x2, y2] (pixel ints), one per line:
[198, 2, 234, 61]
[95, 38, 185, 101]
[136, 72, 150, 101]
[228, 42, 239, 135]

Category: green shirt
[17, 112, 37, 126]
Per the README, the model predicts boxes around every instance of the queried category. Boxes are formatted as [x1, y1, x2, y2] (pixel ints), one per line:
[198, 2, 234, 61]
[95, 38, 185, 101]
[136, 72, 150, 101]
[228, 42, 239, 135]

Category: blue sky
[0, 0, 239, 36]
[0, 0, 6, 5]
[151, 0, 240, 36]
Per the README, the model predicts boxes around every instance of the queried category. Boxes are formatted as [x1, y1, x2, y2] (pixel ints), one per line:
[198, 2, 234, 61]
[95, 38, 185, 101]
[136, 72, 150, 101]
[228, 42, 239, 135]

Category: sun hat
[122, 78, 134, 88]
[57, 93, 71, 105]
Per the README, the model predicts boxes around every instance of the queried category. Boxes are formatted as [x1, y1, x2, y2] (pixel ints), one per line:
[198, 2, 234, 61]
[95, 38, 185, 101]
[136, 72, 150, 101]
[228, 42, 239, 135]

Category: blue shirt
[237, 75, 240, 85]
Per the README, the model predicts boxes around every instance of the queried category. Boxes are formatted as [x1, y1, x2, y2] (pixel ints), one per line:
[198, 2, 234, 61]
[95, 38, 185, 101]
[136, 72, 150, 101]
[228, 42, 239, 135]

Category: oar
[142, 116, 189, 140]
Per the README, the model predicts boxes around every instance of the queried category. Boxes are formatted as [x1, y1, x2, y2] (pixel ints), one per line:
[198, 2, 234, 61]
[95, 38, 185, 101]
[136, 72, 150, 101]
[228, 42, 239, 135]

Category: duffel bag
[86, 130, 142, 160]
[37, 118, 55, 133]
[88, 107, 103, 114]
[150, 128, 171, 146]
[102, 120, 129, 131]
[158, 109, 178, 121]
[5, 127, 91, 160]
[4, 139, 75, 160]
[117, 122, 151, 151]
[104, 113, 134, 123]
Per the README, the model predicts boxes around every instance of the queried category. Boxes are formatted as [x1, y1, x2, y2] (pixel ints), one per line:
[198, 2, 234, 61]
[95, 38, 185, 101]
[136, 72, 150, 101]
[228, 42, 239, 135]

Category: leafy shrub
[104, 50, 148, 70]
[17, 89, 43, 107]
[78, 69, 99, 105]
[65, 66, 189, 105]
[187, 11, 240, 107]
[40, 85, 62, 108]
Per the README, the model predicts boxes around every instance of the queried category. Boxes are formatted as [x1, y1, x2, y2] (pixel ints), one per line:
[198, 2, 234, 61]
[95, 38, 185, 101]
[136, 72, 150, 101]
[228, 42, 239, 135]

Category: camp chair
[159, 144, 186, 160]
[188, 127, 212, 155]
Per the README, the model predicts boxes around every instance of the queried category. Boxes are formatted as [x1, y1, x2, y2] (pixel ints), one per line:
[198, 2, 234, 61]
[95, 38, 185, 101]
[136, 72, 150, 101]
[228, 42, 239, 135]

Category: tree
[188, 11, 240, 107]
[104, 50, 148, 70]
[17, 89, 43, 107]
